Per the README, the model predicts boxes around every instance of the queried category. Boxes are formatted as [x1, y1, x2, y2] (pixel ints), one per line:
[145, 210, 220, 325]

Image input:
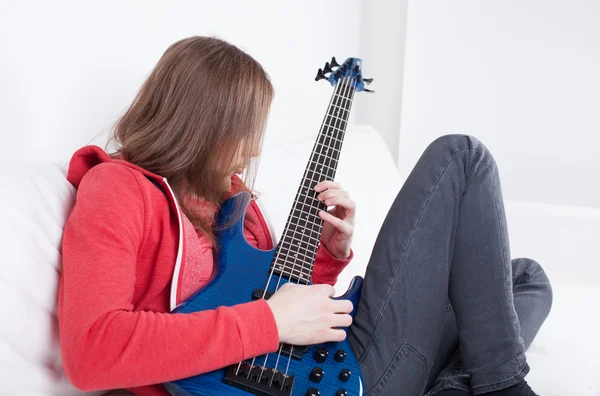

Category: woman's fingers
[320, 196, 355, 211]
[317, 189, 349, 201]
[327, 328, 348, 342]
[331, 313, 353, 328]
[314, 180, 342, 192]
[329, 298, 354, 313]
[318, 210, 354, 235]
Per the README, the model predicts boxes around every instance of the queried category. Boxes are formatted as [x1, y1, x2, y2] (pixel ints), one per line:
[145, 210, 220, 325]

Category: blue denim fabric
[347, 135, 552, 395]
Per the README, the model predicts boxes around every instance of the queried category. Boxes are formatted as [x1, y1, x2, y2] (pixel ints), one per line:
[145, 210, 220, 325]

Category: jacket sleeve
[58, 163, 279, 391]
[311, 242, 354, 286]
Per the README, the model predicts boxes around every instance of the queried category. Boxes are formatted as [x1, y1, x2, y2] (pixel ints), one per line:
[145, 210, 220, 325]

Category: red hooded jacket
[58, 145, 353, 395]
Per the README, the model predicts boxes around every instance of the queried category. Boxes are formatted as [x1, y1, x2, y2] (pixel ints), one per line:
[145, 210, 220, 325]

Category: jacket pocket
[367, 342, 429, 396]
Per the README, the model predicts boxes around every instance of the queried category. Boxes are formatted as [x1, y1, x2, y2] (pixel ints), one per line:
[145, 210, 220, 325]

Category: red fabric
[58, 145, 353, 394]
[178, 212, 215, 302]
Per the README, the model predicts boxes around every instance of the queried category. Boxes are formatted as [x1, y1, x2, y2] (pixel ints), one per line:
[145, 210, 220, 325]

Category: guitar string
[239, 73, 346, 379]
[234, 71, 357, 388]
[252, 76, 348, 384]
[278, 76, 356, 389]
[273, 75, 357, 390]
[269, 76, 351, 386]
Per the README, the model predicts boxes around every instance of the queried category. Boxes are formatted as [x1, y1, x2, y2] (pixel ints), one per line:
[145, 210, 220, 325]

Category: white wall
[354, 0, 409, 162]
[399, 0, 600, 209]
[0, 0, 363, 166]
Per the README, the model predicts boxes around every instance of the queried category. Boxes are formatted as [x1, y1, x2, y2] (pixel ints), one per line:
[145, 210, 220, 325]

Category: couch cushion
[0, 163, 101, 396]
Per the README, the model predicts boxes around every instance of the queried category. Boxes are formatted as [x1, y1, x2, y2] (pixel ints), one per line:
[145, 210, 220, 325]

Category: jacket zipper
[161, 177, 184, 311]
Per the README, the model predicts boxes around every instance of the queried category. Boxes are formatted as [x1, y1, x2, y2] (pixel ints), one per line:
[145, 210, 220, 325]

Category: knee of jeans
[513, 257, 553, 312]
[428, 134, 470, 152]
[427, 134, 496, 167]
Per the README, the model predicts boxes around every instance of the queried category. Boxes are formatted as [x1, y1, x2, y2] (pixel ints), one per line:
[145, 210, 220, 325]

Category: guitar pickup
[223, 362, 294, 396]
[252, 288, 273, 300]
[280, 343, 308, 361]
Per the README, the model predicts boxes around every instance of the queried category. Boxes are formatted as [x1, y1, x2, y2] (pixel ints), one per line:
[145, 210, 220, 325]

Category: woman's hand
[314, 181, 356, 260]
[267, 283, 353, 345]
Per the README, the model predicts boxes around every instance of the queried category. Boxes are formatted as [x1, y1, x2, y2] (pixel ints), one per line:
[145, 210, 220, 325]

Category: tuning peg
[315, 68, 328, 82]
[330, 56, 340, 68]
[323, 62, 333, 74]
[363, 78, 374, 84]
[364, 88, 375, 93]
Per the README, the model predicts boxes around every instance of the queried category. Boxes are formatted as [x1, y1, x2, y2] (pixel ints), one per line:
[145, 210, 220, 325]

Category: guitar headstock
[315, 57, 374, 93]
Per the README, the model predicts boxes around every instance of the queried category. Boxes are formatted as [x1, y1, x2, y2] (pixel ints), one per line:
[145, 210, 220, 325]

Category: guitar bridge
[223, 362, 294, 396]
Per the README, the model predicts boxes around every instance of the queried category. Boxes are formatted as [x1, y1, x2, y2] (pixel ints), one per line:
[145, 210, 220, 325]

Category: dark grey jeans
[348, 135, 553, 395]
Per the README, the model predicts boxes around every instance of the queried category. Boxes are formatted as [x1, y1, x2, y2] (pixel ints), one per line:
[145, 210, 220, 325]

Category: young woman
[59, 36, 552, 396]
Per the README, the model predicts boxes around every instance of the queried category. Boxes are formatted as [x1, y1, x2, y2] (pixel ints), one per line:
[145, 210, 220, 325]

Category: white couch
[1, 125, 598, 395]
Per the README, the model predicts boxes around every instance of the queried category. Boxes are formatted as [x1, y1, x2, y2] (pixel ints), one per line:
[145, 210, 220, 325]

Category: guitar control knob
[339, 368, 351, 382]
[306, 387, 320, 396]
[309, 367, 324, 383]
[334, 349, 347, 362]
[314, 347, 328, 363]
[336, 390, 348, 396]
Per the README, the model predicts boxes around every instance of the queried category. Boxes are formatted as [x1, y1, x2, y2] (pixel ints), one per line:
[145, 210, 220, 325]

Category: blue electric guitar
[164, 57, 374, 396]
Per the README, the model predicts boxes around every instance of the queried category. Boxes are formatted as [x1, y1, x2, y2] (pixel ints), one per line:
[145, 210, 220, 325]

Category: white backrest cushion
[0, 164, 101, 396]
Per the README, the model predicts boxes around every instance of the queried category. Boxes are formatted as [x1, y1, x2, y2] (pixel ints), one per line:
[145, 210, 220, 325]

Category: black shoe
[482, 379, 538, 396]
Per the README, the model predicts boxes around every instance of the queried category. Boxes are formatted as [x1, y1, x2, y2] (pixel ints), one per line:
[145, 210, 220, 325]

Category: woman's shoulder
[74, 162, 149, 213]
[78, 162, 143, 192]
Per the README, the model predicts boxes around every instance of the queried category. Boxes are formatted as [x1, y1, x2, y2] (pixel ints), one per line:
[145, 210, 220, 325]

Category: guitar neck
[271, 77, 357, 284]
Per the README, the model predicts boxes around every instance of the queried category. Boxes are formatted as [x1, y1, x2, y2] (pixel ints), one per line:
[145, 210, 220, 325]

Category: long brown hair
[106, 36, 274, 248]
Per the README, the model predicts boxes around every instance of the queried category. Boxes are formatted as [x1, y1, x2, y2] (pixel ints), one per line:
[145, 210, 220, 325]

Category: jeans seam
[366, 342, 428, 396]
[471, 359, 530, 394]
[357, 145, 471, 363]
[488, 171, 522, 345]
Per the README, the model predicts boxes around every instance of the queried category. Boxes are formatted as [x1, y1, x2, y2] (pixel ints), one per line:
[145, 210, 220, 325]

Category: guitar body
[164, 192, 365, 396]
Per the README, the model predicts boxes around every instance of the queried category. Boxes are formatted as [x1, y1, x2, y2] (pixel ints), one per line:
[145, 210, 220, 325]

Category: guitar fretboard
[270, 77, 356, 283]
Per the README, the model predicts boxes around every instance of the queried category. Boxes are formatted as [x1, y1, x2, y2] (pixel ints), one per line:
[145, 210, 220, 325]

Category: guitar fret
[282, 231, 321, 245]
[315, 146, 341, 158]
[272, 266, 312, 283]
[282, 232, 320, 247]
[287, 215, 319, 229]
[309, 160, 336, 174]
[302, 169, 333, 184]
[316, 142, 341, 152]
[320, 124, 346, 136]
[282, 235, 319, 251]
[290, 202, 320, 217]
[273, 265, 313, 282]
[270, 82, 356, 284]
[330, 104, 350, 115]
[326, 114, 347, 123]
[273, 257, 313, 272]
[278, 240, 318, 259]
[319, 134, 344, 145]
[333, 92, 354, 103]
[275, 258, 313, 272]
[293, 189, 332, 204]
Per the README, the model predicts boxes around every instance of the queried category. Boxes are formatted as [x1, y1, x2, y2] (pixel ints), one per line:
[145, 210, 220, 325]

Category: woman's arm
[58, 164, 279, 391]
